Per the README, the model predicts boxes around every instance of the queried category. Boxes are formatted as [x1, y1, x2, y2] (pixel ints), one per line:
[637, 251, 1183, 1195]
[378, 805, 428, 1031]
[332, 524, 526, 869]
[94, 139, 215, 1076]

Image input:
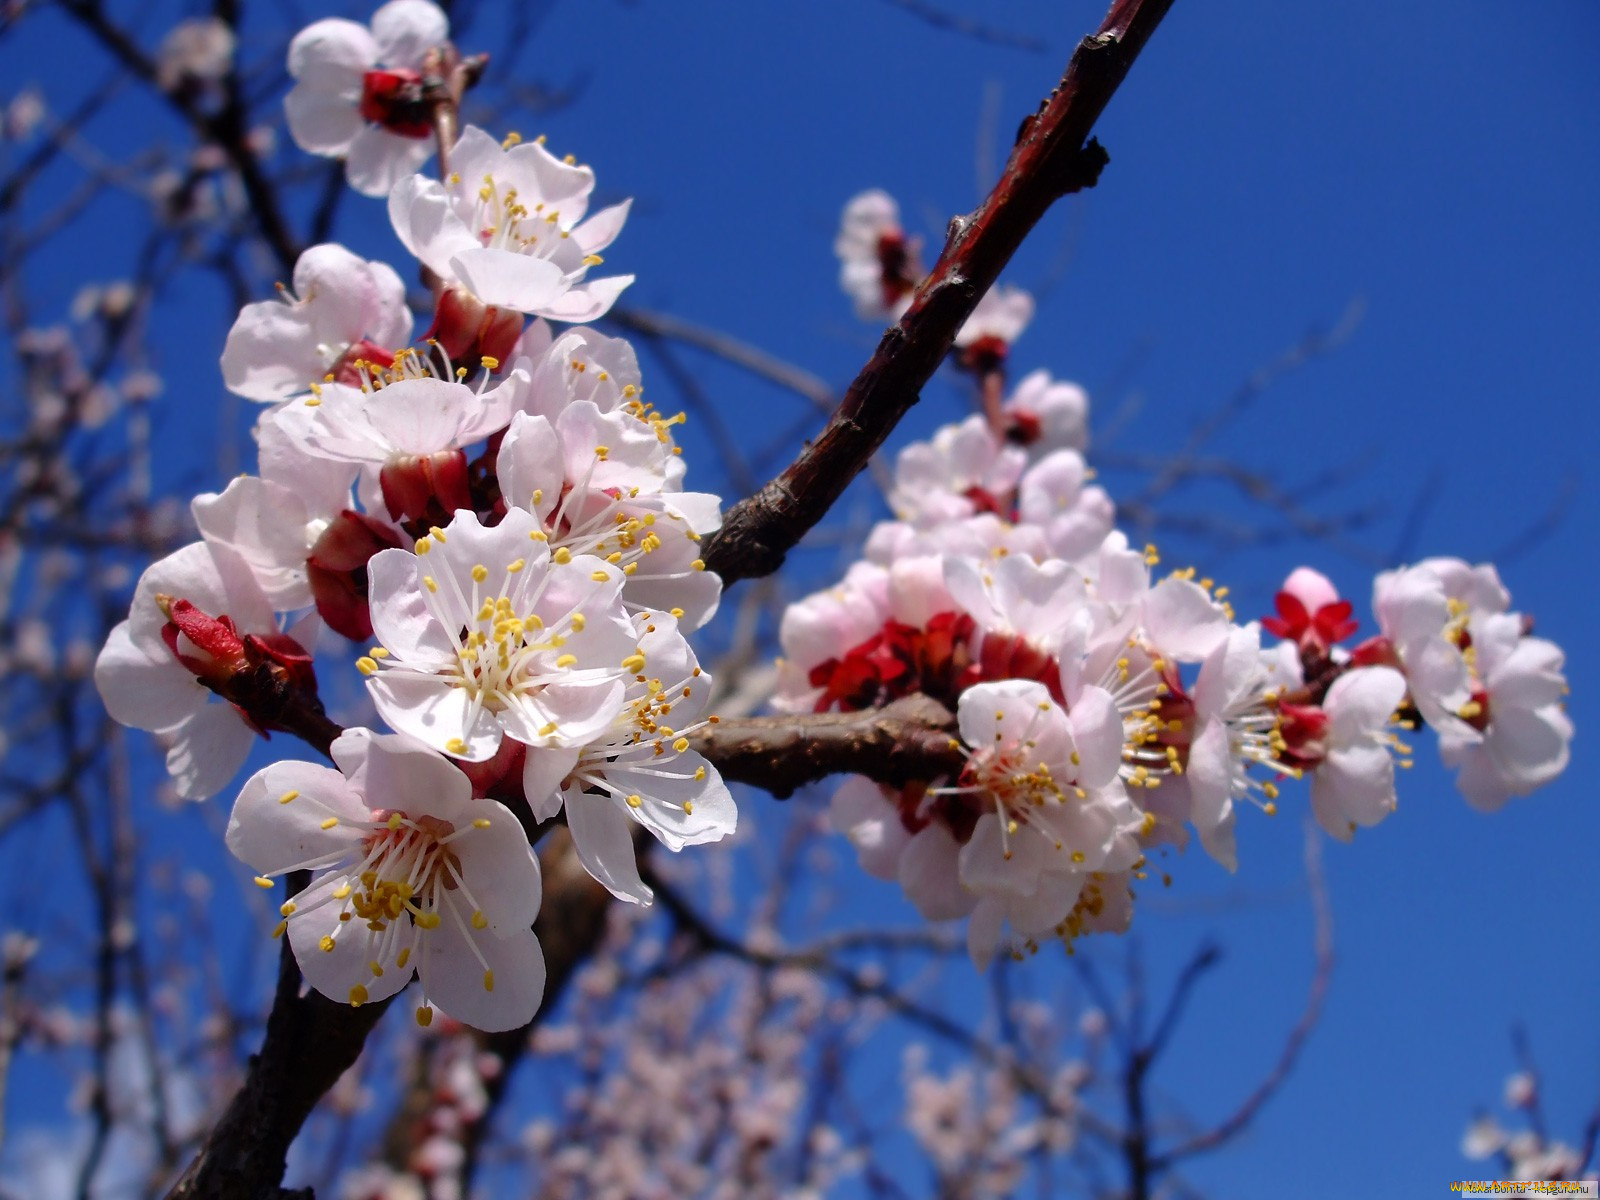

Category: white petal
[522, 746, 579, 821]
[564, 793, 651, 904]
[899, 823, 975, 920]
[288, 872, 414, 1007]
[344, 125, 433, 199]
[1324, 667, 1406, 744]
[449, 799, 542, 934]
[448, 249, 567, 314]
[95, 622, 204, 732]
[283, 80, 364, 157]
[533, 275, 634, 323]
[367, 674, 502, 760]
[370, 0, 448, 67]
[287, 18, 376, 81]
[420, 921, 543, 1032]
[330, 727, 472, 817]
[367, 548, 457, 663]
[165, 703, 255, 800]
[388, 175, 477, 279]
[1142, 578, 1228, 662]
[571, 200, 632, 255]
[227, 760, 367, 873]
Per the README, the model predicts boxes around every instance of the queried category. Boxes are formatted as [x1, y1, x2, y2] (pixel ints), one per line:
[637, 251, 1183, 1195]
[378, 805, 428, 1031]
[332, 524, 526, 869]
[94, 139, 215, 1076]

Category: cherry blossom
[94, 541, 314, 799]
[834, 189, 920, 322]
[888, 415, 1027, 527]
[1002, 369, 1089, 454]
[389, 125, 634, 322]
[947, 680, 1141, 966]
[226, 727, 544, 1031]
[953, 284, 1035, 370]
[495, 407, 722, 627]
[1183, 624, 1300, 868]
[1436, 611, 1571, 811]
[521, 615, 736, 903]
[220, 243, 412, 402]
[284, 0, 451, 197]
[1306, 666, 1408, 840]
[360, 508, 637, 789]
[266, 351, 528, 523]
[1261, 565, 1358, 657]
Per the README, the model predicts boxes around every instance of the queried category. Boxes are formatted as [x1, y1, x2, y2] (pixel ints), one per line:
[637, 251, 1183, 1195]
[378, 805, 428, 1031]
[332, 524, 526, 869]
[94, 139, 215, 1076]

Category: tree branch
[699, 0, 1176, 584]
[689, 694, 962, 798]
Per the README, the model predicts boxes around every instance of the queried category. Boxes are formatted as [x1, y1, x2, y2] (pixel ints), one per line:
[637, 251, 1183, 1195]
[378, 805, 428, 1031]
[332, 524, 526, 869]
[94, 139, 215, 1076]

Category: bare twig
[1150, 818, 1335, 1169]
[701, 0, 1176, 584]
[878, 0, 1048, 53]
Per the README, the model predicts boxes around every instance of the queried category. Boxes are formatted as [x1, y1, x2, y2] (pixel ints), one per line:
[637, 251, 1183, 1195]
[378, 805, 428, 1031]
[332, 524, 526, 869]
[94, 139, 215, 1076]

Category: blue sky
[4, 0, 1597, 1194]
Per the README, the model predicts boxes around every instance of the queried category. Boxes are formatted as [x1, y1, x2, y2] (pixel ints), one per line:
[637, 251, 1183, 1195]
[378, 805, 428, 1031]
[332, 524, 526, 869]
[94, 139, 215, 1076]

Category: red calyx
[1004, 409, 1044, 446]
[975, 631, 1063, 705]
[359, 70, 433, 139]
[807, 612, 979, 714]
[1275, 701, 1331, 768]
[329, 339, 398, 387]
[427, 286, 524, 370]
[956, 334, 1010, 375]
[960, 485, 1010, 518]
[1262, 591, 1359, 652]
[379, 450, 474, 525]
[875, 231, 918, 309]
[307, 510, 407, 641]
[157, 598, 319, 736]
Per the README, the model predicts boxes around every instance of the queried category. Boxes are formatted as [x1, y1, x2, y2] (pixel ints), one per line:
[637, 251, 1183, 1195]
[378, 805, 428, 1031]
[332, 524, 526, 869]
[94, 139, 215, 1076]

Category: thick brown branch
[166, 935, 393, 1200]
[692, 694, 962, 798]
[700, 0, 1175, 584]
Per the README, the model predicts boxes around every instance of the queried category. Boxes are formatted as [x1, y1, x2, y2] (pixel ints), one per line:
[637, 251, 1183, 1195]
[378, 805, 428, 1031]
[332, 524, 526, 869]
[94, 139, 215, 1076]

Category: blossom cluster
[94, 0, 735, 1031]
[793, 190, 1574, 968]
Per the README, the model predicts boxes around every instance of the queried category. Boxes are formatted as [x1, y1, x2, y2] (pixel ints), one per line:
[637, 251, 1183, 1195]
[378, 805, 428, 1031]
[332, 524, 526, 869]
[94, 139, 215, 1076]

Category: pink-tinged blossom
[389, 125, 633, 322]
[361, 509, 636, 789]
[1002, 369, 1089, 455]
[1367, 558, 1505, 737]
[834, 189, 920, 322]
[267, 354, 527, 523]
[829, 777, 913, 882]
[1015, 449, 1115, 564]
[889, 415, 1027, 527]
[284, 1, 451, 197]
[953, 284, 1034, 369]
[945, 553, 1083, 690]
[220, 243, 412, 401]
[521, 616, 735, 904]
[516, 326, 644, 423]
[1307, 666, 1407, 840]
[773, 562, 891, 713]
[947, 680, 1141, 968]
[94, 542, 311, 799]
[865, 512, 1048, 568]
[1184, 624, 1302, 869]
[226, 727, 544, 1031]
[1261, 565, 1358, 656]
[495, 407, 721, 628]
[1437, 611, 1571, 811]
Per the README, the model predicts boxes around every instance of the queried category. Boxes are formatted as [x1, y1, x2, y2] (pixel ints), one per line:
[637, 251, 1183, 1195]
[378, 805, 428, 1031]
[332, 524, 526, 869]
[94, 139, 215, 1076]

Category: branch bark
[691, 694, 961, 798]
[700, 0, 1175, 585]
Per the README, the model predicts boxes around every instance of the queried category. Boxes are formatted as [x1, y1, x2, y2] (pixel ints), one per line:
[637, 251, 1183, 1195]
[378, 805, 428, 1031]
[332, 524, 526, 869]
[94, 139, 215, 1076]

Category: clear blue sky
[4, 0, 1597, 1194]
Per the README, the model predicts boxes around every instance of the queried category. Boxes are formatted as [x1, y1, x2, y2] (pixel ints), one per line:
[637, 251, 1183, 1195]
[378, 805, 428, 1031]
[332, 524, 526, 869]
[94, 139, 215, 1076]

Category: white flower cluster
[785, 193, 1574, 968]
[94, 1, 734, 1032]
